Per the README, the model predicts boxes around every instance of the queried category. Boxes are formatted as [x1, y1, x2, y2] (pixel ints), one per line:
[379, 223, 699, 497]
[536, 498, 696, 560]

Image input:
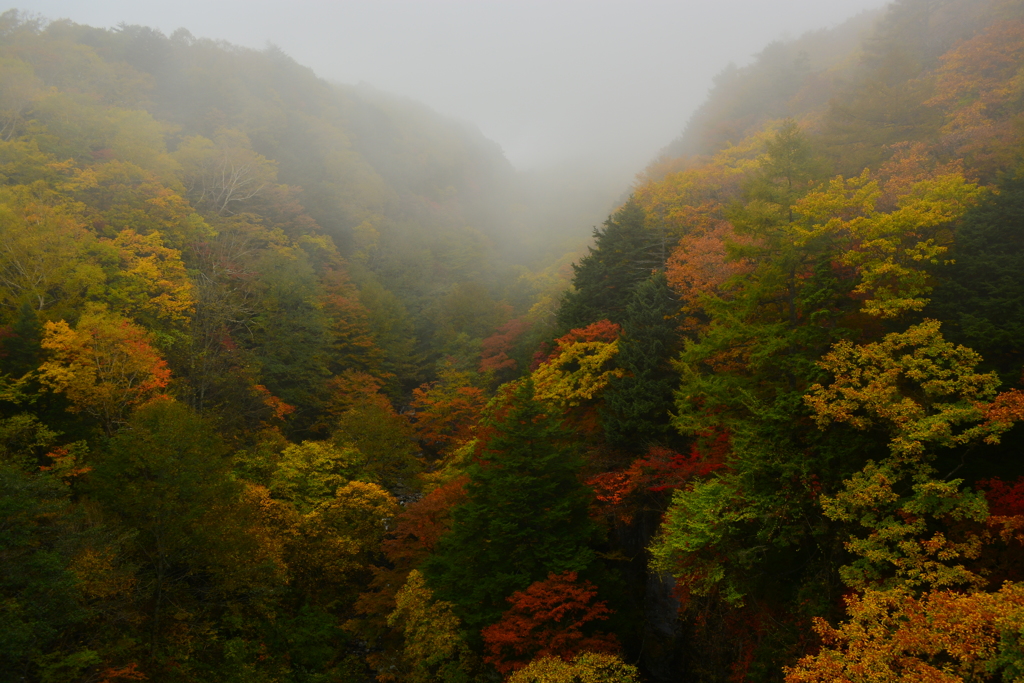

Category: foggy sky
[17, 0, 884, 175]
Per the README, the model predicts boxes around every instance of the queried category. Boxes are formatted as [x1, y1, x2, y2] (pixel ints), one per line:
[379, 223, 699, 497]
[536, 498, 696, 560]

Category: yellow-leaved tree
[787, 320, 1024, 680]
[531, 320, 624, 408]
[794, 170, 982, 318]
[386, 569, 473, 683]
[507, 652, 640, 683]
[286, 480, 399, 602]
[38, 307, 171, 434]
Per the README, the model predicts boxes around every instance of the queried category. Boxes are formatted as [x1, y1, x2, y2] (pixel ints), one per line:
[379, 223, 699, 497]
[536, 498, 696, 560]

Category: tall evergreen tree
[557, 198, 658, 332]
[423, 380, 598, 630]
[0, 461, 87, 680]
[928, 171, 1024, 385]
[251, 248, 332, 431]
[0, 302, 42, 377]
[601, 271, 679, 451]
[88, 400, 264, 668]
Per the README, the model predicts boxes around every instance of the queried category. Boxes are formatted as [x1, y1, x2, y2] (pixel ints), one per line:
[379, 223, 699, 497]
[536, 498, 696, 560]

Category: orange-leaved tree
[408, 361, 486, 458]
[480, 317, 530, 376]
[926, 19, 1024, 178]
[38, 307, 171, 433]
[666, 222, 755, 335]
[587, 438, 729, 525]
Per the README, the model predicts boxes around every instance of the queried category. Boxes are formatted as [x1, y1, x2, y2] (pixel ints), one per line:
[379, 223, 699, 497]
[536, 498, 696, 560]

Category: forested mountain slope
[0, 10, 575, 682]
[662, 7, 883, 160]
[5, 1, 1024, 682]
[614, 0, 1024, 679]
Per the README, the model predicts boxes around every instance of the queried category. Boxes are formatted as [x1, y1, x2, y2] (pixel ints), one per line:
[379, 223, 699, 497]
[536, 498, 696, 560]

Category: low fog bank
[24, 0, 886, 176]
[8, 0, 889, 277]
[512, 154, 638, 262]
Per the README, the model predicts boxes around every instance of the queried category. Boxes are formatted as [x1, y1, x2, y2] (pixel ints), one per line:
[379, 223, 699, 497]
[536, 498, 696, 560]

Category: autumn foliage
[506, 652, 640, 683]
[37, 308, 171, 432]
[532, 320, 624, 407]
[981, 476, 1024, 518]
[666, 222, 755, 332]
[481, 571, 620, 674]
[480, 317, 530, 374]
[409, 364, 486, 456]
[785, 585, 1024, 683]
[588, 438, 729, 522]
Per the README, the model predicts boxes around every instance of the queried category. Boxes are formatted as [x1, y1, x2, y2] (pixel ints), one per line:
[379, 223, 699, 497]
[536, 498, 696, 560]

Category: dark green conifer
[423, 380, 598, 630]
[929, 171, 1024, 385]
[557, 198, 658, 332]
[251, 249, 332, 431]
[602, 271, 678, 451]
[1, 302, 43, 377]
[0, 461, 87, 677]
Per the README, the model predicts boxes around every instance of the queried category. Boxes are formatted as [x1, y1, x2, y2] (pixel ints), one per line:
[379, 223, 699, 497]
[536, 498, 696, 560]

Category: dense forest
[4, 0, 1024, 681]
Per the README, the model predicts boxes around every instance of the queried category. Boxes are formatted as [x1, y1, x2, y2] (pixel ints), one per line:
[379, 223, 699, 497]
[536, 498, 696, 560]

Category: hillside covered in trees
[4, 0, 1024, 682]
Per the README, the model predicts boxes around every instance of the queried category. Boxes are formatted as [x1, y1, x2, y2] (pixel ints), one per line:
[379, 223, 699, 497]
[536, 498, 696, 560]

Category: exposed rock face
[643, 571, 683, 682]
[615, 507, 683, 682]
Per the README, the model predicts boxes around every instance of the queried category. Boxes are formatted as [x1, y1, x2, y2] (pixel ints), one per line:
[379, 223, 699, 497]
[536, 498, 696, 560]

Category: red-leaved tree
[481, 571, 619, 674]
[588, 435, 730, 524]
[480, 317, 530, 375]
